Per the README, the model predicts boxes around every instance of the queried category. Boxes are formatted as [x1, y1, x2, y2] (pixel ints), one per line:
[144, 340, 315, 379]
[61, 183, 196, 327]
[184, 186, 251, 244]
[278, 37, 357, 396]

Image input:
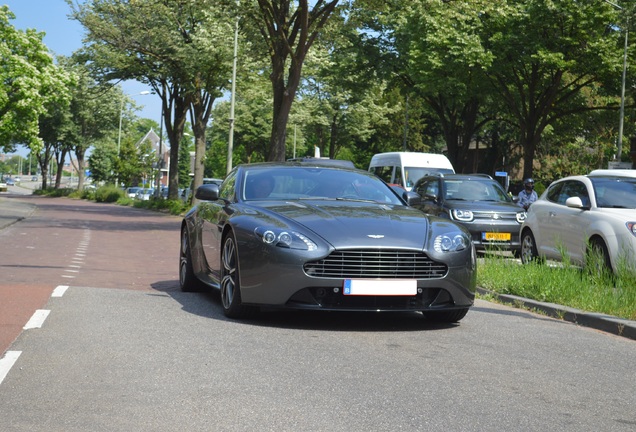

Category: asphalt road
[0, 192, 635, 431]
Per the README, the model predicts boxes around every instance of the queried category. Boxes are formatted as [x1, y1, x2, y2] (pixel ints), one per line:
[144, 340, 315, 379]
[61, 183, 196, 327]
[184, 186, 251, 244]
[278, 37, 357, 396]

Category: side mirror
[195, 184, 220, 201]
[423, 193, 438, 203]
[404, 191, 421, 206]
[565, 196, 588, 209]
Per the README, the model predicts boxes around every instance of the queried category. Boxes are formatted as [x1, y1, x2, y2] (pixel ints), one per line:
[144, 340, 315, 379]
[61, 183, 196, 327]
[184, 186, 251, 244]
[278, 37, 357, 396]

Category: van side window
[394, 168, 403, 187]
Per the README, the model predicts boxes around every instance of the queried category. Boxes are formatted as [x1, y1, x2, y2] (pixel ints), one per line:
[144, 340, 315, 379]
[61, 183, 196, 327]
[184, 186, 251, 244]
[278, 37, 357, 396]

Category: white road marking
[23, 310, 50, 329]
[0, 351, 21, 385]
[51, 285, 69, 297]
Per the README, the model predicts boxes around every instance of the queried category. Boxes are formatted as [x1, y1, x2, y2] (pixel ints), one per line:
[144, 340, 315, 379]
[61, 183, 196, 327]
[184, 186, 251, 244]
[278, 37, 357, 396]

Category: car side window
[556, 180, 589, 206]
[219, 171, 237, 201]
[546, 182, 564, 203]
[416, 179, 439, 198]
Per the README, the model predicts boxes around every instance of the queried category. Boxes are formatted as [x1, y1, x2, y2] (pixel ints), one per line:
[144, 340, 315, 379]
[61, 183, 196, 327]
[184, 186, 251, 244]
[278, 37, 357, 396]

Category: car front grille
[304, 249, 447, 279]
[472, 211, 519, 221]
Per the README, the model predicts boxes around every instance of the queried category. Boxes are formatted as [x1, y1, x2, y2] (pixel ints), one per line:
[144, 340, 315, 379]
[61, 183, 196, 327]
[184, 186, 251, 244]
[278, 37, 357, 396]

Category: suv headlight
[254, 227, 318, 251]
[516, 211, 527, 223]
[451, 209, 473, 222]
[627, 222, 636, 237]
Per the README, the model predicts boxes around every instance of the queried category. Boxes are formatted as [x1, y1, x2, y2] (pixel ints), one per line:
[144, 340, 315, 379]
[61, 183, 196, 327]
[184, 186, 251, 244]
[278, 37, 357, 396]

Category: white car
[520, 174, 636, 272]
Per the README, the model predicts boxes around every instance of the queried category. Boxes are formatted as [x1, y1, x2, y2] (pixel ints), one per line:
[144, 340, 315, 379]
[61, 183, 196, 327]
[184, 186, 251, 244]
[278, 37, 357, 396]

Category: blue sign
[495, 171, 507, 177]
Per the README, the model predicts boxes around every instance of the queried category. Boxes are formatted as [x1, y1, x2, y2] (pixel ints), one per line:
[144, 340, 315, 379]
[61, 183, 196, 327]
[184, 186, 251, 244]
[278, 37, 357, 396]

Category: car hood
[256, 200, 431, 249]
[446, 200, 521, 212]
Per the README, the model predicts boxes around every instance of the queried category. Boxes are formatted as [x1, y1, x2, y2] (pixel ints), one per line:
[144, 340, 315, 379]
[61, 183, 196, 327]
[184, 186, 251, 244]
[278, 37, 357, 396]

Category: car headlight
[451, 209, 473, 222]
[516, 211, 527, 223]
[627, 222, 636, 237]
[434, 233, 469, 253]
[254, 227, 318, 251]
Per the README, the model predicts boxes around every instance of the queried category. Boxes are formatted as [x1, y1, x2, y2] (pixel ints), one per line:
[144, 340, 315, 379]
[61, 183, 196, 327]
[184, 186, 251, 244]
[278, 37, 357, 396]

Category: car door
[541, 180, 591, 263]
[201, 173, 236, 283]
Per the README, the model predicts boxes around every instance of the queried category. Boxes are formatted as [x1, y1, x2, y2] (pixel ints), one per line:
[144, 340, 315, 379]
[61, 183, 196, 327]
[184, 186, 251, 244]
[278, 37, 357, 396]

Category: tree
[1, 6, 71, 155]
[69, 0, 234, 198]
[482, 0, 623, 179]
[242, 0, 341, 161]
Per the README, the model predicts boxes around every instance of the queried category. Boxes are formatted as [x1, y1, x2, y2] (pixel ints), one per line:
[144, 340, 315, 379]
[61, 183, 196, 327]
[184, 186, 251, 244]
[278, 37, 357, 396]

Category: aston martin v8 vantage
[180, 162, 476, 322]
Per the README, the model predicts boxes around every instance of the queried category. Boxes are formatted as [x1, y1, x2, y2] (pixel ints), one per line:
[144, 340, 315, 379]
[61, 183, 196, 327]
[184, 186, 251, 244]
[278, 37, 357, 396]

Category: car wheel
[424, 308, 469, 323]
[179, 227, 205, 292]
[520, 230, 539, 264]
[220, 234, 256, 319]
[587, 237, 612, 273]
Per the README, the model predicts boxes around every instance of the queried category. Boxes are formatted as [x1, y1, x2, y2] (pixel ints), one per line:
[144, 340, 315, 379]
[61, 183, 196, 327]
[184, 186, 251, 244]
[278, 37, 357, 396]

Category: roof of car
[588, 169, 636, 178]
[423, 173, 494, 180]
[285, 157, 356, 169]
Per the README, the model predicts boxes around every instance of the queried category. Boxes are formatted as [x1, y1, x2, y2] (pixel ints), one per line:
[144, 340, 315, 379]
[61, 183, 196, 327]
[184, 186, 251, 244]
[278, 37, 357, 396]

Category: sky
[4, 0, 163, 154]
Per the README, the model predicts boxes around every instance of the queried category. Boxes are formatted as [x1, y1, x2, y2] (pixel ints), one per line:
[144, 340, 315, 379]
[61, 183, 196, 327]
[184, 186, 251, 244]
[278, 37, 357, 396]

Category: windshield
[444, 178, 511, 202]
[242, 167, 403, 205]
[592, 177, 636, 209]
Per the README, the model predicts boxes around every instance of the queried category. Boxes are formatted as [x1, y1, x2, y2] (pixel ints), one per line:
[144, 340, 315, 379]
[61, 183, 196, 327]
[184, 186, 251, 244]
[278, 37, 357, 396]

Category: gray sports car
[179, 161, 476, 322]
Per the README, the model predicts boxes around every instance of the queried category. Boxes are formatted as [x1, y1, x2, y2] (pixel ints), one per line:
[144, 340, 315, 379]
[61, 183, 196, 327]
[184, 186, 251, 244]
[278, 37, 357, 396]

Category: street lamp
[118, 90, 150, 157]
[605, 0, 629, 161]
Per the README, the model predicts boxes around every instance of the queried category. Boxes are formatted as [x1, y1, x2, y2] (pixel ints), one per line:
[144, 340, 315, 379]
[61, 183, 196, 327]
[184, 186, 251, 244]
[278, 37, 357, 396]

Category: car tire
[520, 230, 539, 264]
[179, 227, 205, 292]
[220, 234, 256, 319]
[587, 237, 612, 273]
[424, 308, 469, 323]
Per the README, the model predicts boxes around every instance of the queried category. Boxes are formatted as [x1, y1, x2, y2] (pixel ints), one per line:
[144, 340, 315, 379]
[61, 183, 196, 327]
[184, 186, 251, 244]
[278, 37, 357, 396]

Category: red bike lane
[0, 195, 182, 356]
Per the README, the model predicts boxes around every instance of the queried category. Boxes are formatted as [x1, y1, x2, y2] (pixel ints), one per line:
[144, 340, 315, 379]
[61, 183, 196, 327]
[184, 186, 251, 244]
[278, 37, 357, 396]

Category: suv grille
[472, 211, 519, 221]
[304, 249, 447, 279]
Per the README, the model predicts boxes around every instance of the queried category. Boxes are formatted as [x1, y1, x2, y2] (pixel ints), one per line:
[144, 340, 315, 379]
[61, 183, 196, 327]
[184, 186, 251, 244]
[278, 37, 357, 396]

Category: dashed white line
[52, 285, 69, 297]
[23, 310, 51, 329]
[0, 351, 21, 385]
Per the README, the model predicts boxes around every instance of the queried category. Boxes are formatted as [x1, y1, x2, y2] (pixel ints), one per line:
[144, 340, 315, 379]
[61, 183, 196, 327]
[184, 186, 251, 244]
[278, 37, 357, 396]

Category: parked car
[135, 188, 154, 200]
[180, 161, 476, 322]
[411, 174, 526, 253]
[5, 178, 16, 186]
[125, 187, 142, 198]
[520, 174, 636, 272]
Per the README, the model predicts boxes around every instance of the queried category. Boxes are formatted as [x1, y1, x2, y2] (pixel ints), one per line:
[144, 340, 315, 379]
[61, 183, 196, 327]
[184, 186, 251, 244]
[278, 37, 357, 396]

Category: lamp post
[117, 90, 149, 186]
[605, 0, 629, 161]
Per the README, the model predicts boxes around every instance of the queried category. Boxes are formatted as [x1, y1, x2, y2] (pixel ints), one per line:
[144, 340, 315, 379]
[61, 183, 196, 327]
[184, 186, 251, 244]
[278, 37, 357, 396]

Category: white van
[369, 152, 455, 191]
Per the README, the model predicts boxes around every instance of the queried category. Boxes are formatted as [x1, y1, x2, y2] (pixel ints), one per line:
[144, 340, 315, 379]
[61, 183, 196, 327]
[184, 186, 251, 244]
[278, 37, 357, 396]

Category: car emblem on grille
[367, 235, 385, 239]
[493, 213, 500, 220]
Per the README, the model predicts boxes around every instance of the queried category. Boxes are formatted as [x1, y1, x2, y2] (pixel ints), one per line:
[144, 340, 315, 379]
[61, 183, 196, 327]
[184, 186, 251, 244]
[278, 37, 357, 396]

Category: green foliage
[478, 254, 636, 320]
[93, 185, 125, 203]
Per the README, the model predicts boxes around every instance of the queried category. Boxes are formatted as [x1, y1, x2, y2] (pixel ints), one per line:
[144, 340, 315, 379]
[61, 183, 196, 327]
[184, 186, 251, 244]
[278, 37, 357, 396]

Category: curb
[477, 287, 636, 341]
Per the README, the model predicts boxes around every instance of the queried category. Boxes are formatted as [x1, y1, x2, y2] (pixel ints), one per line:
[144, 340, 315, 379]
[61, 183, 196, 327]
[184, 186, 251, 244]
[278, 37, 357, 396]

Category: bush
[94, 185, 125, 203]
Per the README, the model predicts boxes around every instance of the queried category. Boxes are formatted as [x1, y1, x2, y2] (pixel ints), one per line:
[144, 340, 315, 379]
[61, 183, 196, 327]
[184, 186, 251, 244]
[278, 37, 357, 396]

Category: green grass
[477, 252, 636, 321]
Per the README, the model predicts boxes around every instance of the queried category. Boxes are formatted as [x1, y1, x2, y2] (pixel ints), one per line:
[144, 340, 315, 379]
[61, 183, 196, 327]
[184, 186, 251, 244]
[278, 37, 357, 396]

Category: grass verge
[477, 253, 636, 321]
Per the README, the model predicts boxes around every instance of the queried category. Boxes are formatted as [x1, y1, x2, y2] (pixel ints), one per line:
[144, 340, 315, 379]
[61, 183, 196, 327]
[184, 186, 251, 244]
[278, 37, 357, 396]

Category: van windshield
[404, 167, 454, 188]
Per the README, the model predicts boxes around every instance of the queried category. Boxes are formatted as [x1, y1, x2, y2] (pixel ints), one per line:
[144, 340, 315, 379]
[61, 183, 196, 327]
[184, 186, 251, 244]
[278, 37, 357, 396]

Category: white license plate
[343, 279, 417, 296]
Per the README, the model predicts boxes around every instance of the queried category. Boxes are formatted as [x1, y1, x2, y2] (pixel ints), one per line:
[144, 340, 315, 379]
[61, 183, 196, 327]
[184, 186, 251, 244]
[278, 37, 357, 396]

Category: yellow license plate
[483, 232, 511, 241]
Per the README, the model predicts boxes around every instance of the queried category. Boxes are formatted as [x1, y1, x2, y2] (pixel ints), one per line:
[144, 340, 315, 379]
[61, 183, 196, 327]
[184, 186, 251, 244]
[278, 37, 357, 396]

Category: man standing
[518, 178, 538, 211]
